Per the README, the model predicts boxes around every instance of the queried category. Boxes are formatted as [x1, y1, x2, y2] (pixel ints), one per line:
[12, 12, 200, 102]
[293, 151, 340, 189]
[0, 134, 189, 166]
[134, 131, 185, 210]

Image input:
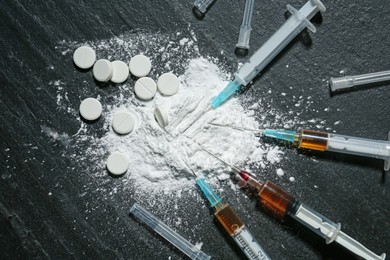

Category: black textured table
[1, 0, 389, 259]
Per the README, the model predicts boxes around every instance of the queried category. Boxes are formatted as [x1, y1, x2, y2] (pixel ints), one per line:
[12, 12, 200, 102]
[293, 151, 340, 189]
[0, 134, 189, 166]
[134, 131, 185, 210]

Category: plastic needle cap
[196, 178, 222, 207]
[211, 80, 242, 109]
[264, 129, 297, 142]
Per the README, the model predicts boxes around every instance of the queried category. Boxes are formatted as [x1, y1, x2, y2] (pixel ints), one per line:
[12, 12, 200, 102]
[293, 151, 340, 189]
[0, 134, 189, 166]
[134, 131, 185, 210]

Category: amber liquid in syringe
[298, 129, 329, 151]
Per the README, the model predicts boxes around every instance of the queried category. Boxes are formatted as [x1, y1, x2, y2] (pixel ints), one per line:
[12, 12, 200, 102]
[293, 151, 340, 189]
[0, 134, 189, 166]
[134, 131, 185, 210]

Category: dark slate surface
[0, 0, 389, 259]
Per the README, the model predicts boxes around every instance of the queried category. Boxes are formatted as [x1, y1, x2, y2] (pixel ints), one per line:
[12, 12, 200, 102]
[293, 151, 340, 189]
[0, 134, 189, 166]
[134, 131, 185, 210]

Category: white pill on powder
[79, 98, 102, 121]
[73, 46, 96, 69]
[93, 59, 113, 82]
[112, 111, 137, 134]
[154, 106, 169, 128]
[111, 60, 129, 83]
[106, 151, 129, 176]
[129, 55, 151, 77]
[134, 77, 157, 100]
[157, 73, 180, 96]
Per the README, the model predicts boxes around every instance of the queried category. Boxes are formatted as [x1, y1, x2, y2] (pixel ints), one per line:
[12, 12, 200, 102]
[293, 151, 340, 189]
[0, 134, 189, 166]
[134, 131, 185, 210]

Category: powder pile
[47, 30, 331, 202]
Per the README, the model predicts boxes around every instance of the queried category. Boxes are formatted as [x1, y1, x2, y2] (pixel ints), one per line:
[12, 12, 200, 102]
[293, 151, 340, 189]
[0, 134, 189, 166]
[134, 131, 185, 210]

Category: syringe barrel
[290, 204, 341, 243]
[215, 204, 271, 260]
[327, 133, 390, 162]
[330, 70, 390, 92]
[257, 180, 297, 219]
[130, 203, 211, 260]
[234, 0, 325, 86]
[297, 129, 329, 151]
[236, 0, 255, 49]
[193, 0, 215, 13]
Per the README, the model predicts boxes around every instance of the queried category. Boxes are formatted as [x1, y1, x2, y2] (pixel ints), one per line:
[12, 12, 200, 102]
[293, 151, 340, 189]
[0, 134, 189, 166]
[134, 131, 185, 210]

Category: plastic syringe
[236, 0, 255, 56]
[211, 0, 326, 109]
[196, 177, 271, 260]
[330, 70, 390, 92]
[193, 0, 216, 18]
[197, 147, 386, 260]
[264, 129, 390, 171]
[129, 203, 211, 260]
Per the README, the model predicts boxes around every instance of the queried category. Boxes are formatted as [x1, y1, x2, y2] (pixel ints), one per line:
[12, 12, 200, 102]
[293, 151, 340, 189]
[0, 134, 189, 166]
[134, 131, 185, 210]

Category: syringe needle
[192, 140, 266, 190]
[208, 122, 264, 134]
[191, 140, 241, 173]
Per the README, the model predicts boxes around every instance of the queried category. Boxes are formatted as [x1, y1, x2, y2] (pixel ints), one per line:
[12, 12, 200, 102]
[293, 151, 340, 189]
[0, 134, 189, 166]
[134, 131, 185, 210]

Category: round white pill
[93, 59, 113, 82]
[154, 106, 169, 128]
[73, 46, 96, 69]
[157, 73, 180, 96]
[129, 55, 152, 77]
[112, 111, 136, 135]
[106, 152, 129, 176]
[134, 77, 157, 100]
[111, 60, 129, 84]
[79, 98, 102, 121]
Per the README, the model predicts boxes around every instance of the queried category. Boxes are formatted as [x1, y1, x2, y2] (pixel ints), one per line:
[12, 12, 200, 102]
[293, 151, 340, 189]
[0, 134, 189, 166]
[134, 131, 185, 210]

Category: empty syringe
[130, 203, 211, 260]
[263, 128, 390, 171]
[196, 177, 271, 260]
[197, 146, 386, 260]
[211, 0, 326, 108]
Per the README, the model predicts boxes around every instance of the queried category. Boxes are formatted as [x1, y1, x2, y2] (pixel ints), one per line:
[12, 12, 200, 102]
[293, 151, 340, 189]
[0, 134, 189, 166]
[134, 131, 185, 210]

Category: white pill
[111, 60, 129, 84]
[134, 77, 157, 100]
[112, 111, 136, 135]
[73, 46, 96, 69]
[157, 73, 180, 96]
[79, 98, 102, 121]
[154, 106, 169, 128]
[93, 59, 113, 82]
[106, 152, 129, 176]
[129, 55, 152, 77]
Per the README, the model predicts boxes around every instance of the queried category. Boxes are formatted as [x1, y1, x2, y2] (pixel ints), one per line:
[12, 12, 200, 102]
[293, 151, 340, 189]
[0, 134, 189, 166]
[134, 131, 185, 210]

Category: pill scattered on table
[112, 111, 137, 134]
[134, 77, 157, 100]
[93, 59, 113, 82]
[106, 151, 129, 176]
[111, 60, 129, 84]
[157, 73, 180, 96]
[129, 54, 152, 77]
[73, 46, 96, 69]
[154, 106, 169, 128]
[79, 98, 102, 121]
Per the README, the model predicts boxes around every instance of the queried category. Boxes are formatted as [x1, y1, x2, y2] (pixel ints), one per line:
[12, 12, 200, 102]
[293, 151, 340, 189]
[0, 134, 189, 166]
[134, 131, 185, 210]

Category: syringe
[193, 0, 216, 19]
[211, 0, 326, 109]
[235, 0, 255, 56]
[195, 177, 271, 260]
[263, 128, 390, 171]
[197, 146, 386, 260]
[129, 203, 211, 260]
[330, 70, 390, 92]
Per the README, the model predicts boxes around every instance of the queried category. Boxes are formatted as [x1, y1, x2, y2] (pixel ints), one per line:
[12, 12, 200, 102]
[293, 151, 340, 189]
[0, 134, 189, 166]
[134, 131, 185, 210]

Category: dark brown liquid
[215, 205, 244, 236]
[299, 129, 328, 151]
[258, 181, 295, 219]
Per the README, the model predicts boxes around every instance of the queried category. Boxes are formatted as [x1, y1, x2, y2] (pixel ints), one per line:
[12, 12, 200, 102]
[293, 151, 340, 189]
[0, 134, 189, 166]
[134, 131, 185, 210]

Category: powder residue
[50, 30, 330, 213]
[276, 168, 284, 177]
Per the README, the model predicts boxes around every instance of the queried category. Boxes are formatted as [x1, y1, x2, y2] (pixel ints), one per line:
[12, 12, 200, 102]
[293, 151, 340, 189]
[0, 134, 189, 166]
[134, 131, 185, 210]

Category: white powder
[48, 30, 333, 212]
[86, 57, 276, 194]
[276, 168, 284, 177]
